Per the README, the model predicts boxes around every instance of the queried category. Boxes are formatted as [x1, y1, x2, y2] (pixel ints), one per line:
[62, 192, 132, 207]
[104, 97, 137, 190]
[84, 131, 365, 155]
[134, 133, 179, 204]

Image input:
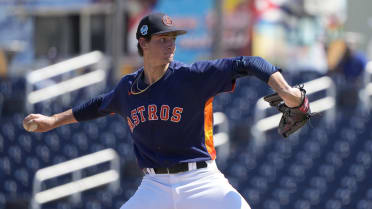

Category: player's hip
[142, 160, 223, 183]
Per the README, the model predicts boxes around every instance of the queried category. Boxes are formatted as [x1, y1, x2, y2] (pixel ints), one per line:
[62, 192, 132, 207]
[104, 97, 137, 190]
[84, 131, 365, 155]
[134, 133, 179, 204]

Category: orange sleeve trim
[204, 97, 216, 160]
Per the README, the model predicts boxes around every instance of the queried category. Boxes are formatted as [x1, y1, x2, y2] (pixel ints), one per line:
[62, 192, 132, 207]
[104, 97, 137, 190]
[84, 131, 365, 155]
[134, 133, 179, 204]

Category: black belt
[143, 161, 208, 174]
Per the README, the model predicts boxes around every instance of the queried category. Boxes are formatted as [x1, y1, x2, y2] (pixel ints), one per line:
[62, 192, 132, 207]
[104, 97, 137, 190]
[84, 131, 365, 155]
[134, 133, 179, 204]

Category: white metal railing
[251, 76, 336, 143]
[359, 61, 372, 112]
[31, 148, 120, 209]
[213, 112, 229, 147]
[213, 112, 230, 163]
[25, 51, 108, 111]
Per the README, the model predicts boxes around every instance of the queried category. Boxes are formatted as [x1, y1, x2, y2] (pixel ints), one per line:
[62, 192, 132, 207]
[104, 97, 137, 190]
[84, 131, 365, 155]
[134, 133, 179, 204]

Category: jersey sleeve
[72, 78, 127, 122]
[191, 58, 237, 97]
[190, 56, 279, 97]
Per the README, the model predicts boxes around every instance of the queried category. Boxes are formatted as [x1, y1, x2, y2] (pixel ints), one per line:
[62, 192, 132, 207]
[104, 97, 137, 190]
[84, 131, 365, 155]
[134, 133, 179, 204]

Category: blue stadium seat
[25, 156, 40, 172]
[35, 145, 51, 164]
[89, 144, 105, 153]
[56, 202, 72, 209]
[259, 163, 277, 182]
[319, 164, 336, 181]
[333, 140, 350, 158]
[108, 119, 128, 139]
[309, 176, 328, 194]
[294, 200, 311, 209]
[340, 176, 358, 192]
[83, 123, 100, 140]
[4, 179, 18, 194]
[52, 155, 67, 165]
[325, 152, 343, 168]
[267, 153, 285, 170]
[14, 168, 29, 187]
[275, 140, 293, 157]
[288, 164, 306, 181]
[96, 116, 108, 129]
[1, 122, 16, 140]
[8, 145, 23, 165]
[272, 188, 290, 205]
[85, 200, 102, 209]
[357, 199, 372, 209]
[0, 157, 12, 176]
[334, 188, 352, 205]
[296, 151, 314, 170]
[70, 90, 80, 102]
[242, 188, 260, 206]
[11, 113, 24, 129]
[72, 131, 89, 152]
[366, 188, 372, 200]
[101, 132, 117, 147]
[309, 128, 329, 146]
[44, 133, 61, 152]
[17, 134, 33, 153]
[0, 192, 5, 208]
[325, 199, 342, 209]
[340, 128, 357, 144]
[62, 144, 79, 159]
[356, 151, 372, 168]
[349, 164, 366, 182]
[263, 199, 280, 209]
[250, 176, 268, 192]
[303, 141, 321, 158]
[0, 80, 12, 95]
[239, 154, 258, 171]
[279, 176, 297, 193]
[117, 142, 134, 159]
[51, 101, 65, 113]
[229, 163, 248, 179]
[363, 140, 372, 153]
[96, 190, 113, 208]
[56, 125, 72, 140]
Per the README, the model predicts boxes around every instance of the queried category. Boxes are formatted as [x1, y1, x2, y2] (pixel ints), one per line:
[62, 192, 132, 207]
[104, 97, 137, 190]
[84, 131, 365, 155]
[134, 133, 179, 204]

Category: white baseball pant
[120, 160, 251, 209]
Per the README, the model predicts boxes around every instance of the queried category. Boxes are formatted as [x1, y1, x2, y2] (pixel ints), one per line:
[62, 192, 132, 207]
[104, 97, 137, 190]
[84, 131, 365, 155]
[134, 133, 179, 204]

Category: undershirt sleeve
[72, 78, 126, 122]
[72, 93, 110, 122]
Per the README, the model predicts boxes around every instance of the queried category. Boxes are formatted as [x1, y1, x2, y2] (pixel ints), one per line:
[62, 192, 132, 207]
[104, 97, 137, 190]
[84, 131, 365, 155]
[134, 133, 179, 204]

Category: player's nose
[168, 40, 173, 46]
[167, 39, 175, 49]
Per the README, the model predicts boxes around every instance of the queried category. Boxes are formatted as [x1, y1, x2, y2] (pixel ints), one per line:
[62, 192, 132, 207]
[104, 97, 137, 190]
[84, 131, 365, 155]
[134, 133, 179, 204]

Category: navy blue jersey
[73, 57, 278, 168]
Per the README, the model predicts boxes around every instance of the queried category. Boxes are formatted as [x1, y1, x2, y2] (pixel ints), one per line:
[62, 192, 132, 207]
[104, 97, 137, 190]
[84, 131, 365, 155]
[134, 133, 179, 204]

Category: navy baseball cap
[136, 13, 187, 40]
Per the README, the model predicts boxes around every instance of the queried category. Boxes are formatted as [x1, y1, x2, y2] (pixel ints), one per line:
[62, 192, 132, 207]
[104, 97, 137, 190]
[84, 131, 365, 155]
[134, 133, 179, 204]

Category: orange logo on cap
[162, 15, 174, 26]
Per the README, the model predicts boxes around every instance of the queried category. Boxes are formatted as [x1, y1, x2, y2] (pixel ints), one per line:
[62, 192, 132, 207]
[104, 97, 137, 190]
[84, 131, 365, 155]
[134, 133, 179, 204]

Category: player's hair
[137, 36, 152, 57]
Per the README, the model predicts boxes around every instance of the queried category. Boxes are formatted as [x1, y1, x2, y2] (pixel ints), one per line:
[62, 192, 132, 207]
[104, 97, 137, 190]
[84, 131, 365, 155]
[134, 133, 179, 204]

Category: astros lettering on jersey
[127, 104, 184, 132]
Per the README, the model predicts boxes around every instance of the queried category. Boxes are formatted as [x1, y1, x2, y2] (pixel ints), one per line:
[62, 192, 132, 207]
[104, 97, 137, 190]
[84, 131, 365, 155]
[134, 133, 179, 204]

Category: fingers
[23, 114, 44, 129]
[24, 114, 34, 123]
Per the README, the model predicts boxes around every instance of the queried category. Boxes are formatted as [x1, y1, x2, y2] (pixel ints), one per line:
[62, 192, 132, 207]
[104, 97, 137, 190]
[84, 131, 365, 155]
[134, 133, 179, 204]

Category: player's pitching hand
[23, 114, 57, 132]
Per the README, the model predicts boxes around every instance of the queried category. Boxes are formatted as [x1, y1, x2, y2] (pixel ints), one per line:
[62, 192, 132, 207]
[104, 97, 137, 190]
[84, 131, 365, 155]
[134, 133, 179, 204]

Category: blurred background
[1, 0, 372, 209]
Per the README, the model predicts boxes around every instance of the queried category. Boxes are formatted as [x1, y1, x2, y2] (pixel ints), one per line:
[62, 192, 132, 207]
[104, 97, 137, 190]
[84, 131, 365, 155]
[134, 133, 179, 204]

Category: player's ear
[139, 38, 148, 49]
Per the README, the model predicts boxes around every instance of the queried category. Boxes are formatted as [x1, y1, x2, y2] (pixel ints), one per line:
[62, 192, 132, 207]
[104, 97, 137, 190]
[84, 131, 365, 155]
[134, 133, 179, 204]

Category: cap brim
[152, 29, 187, 36]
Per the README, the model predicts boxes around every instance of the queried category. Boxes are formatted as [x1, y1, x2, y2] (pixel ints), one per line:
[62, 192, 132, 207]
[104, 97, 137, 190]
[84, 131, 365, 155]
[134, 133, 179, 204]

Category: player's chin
[163, 55, 174, 62]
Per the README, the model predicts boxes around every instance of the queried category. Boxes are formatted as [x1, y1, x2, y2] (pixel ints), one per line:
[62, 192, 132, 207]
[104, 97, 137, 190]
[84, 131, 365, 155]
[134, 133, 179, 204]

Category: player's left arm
[232, 56, 302, 107]
[267, 72, 302, 107]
